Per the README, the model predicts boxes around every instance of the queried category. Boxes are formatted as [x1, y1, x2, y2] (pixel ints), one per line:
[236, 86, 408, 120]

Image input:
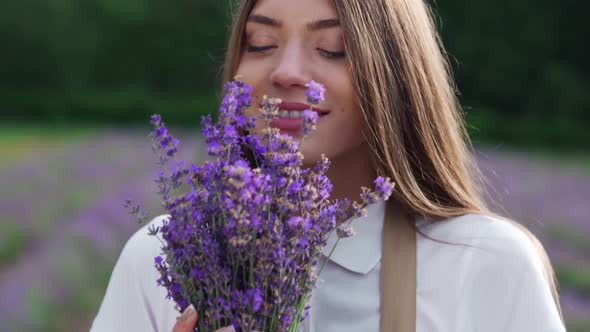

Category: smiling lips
[269, 101, 330, 132]
[278, 101, 330, 115]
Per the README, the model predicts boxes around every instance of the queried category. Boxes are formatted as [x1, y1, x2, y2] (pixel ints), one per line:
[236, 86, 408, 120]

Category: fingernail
[217, 325, 236, 332]
[179, 304, 195, 322]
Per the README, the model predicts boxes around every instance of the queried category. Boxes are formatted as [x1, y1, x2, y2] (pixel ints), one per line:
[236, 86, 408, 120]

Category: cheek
[331, 75, 361, 130]
[335, 107, 364, 143]
[321, 82, 365, 154]
[341, 79, 357, 111]
[324, 64, 356, 109]
[236, 55, 270, 82]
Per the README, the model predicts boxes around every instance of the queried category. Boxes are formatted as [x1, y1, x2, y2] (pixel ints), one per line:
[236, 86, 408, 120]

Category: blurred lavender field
[0, 130, 588, 332]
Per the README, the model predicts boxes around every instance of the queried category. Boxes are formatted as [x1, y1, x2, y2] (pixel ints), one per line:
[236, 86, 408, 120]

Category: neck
[324, 143, 376, 204]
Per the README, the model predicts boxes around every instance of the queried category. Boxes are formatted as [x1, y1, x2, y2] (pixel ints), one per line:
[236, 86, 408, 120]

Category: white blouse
[90, 201, 566, 332]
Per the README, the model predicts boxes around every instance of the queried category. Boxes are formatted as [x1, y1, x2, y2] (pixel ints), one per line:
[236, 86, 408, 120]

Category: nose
[269, 43, 311, 90]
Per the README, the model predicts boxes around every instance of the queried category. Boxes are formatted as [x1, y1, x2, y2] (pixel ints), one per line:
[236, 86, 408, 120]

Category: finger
[216, 325, 236, 332]
[172, 304, 197, 332]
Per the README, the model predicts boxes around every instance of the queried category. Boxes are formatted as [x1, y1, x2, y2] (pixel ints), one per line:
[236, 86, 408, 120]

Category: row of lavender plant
[0, 131, 163, 269]
[476, 148, 590, 322]
[0, 134, 588, 331]
[0, 130, 205, 331]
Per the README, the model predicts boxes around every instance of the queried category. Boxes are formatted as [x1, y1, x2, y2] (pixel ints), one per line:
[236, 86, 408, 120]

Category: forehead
[251, 0, 338, 22]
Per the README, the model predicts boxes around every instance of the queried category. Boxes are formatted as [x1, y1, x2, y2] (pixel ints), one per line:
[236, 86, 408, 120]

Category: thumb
[172, 304, 197, 332]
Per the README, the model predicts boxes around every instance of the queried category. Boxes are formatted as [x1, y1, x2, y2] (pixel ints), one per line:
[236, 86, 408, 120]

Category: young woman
[91, 0, 566, 331]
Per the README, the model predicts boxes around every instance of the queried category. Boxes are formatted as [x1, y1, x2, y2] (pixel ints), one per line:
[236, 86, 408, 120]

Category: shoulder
[419, 212, 525, 243]
[416, 214, 564, 331]
[121, 214, 171, 269]
[126, 214, 170, 251]
[105, 214, 171, 291]
[419, 213, 542, 262]
[90, 214, 177, 332]
[417, 213, 549, 284]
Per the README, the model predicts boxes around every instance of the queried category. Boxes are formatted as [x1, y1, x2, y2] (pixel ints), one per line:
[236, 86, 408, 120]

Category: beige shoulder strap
[380, 200, 417, 332]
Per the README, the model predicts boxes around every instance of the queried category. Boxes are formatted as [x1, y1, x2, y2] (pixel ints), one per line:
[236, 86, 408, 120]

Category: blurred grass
[466, 110, 590, 151]
[0, 124, 98, 168]
[0, 222, 26, 266]
[25, 288, 61, 332]
[555, 264, 590, 298]
[567, 321, 590, 332]
[546, 225, 590, 255]
[476, 141, 590, 179]
[0, 124, 100, 138]
[509, 148, 590, 175]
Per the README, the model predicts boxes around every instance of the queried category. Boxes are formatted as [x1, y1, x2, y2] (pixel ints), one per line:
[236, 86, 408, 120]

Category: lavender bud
[352, 201, 367, 219]
[315, 154, 330, 174]
[261, 95, 281, 121]
[287, 216, 302, 229]
[336, 223, 356, 238]
[150, 114, 162, 126]
[302, 109, 319, 136]
[304, 80, 326, 105]
[374, 176, 395, 200]
[360, 187, 379, 205]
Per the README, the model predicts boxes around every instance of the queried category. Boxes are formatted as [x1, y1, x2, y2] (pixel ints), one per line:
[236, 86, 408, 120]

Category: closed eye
[246, 45, 277, 52]
[318, 48, 345, 59]
[246, 45, 345, 59]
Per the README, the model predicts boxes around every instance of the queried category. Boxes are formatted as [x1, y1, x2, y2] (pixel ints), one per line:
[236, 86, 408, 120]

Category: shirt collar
[321, 200, 387, 275]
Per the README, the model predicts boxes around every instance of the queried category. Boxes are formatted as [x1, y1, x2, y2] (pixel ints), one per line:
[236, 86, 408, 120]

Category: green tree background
[1, 0, 588, 148]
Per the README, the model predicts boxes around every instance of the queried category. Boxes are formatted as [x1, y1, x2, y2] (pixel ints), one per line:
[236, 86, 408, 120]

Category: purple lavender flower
[131, 77, 394, 331]
[148, 114, 181, 163]
[260, 95, 281, 122]
[150, 114, 162, 126]
[302, 109, 319, 136]
[360, 187, 379, 205]
[352, 201, 368, 219]
[304, 80, 326, 105]
[374, 176, 394, 200]
[287, 216, 303, 229]
[219, 78, 254, 121]
[336, 223, 356, 238]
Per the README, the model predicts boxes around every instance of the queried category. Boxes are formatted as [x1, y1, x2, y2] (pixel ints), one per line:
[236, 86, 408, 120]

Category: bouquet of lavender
[125, 78, 394, 332]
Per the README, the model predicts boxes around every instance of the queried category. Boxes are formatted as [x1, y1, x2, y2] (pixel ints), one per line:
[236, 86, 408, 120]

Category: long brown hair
[221, 0, 563, 323]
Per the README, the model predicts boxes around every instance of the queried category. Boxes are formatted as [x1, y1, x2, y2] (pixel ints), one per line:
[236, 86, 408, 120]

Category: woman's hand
[172, 304, 235, 332]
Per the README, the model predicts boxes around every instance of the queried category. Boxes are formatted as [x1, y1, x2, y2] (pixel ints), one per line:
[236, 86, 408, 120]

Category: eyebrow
[247, 14, 340, 31]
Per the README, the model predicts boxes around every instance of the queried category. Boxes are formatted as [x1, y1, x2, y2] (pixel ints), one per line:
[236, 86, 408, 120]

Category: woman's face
[236, 0, 365, 165]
